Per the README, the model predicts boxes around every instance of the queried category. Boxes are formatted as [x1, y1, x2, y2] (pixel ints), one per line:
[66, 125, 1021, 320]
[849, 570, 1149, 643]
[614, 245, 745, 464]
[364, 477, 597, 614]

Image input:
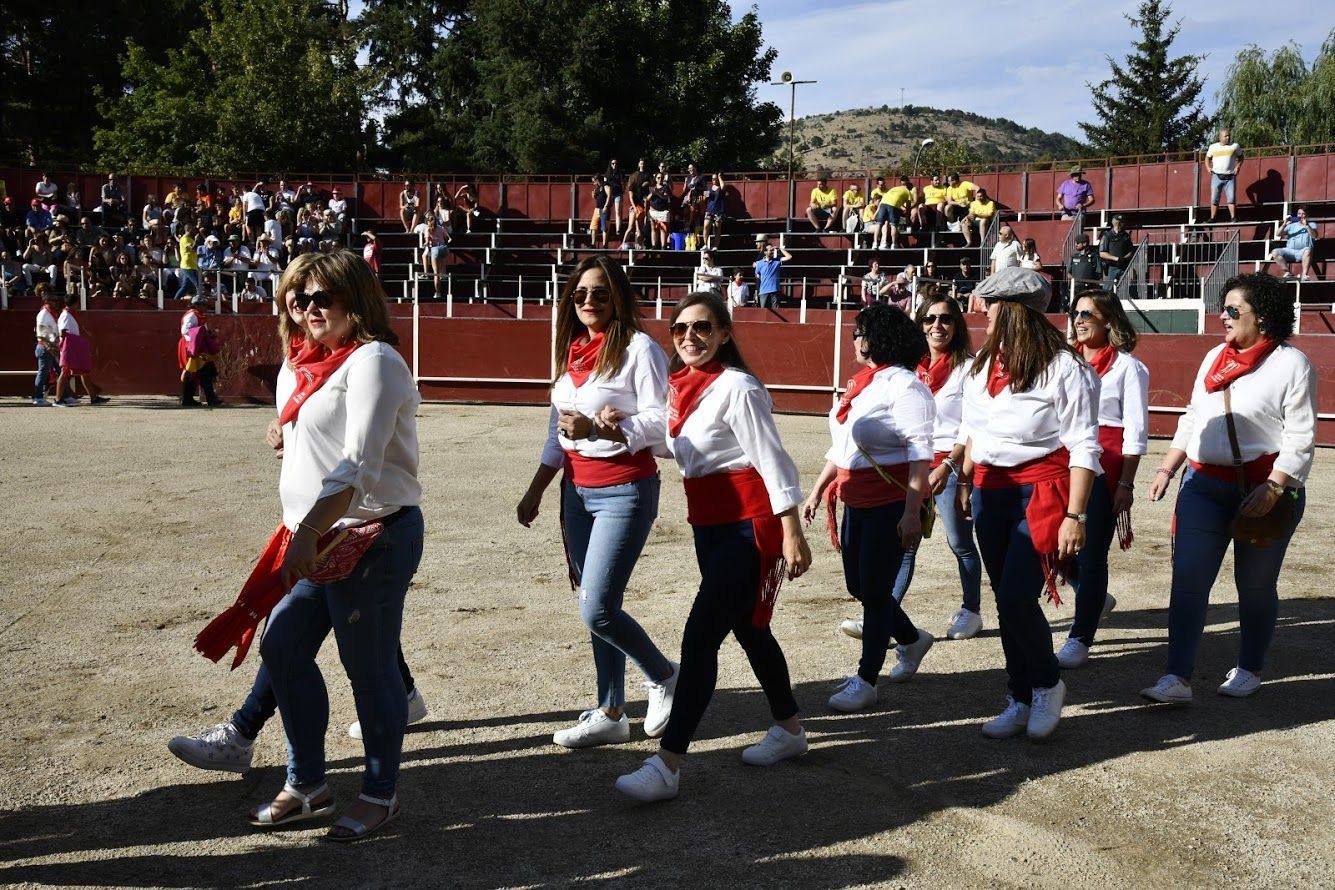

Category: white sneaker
[888, 631, 934, 682]
[1056, 638, 1090, 669]
[642, 662, 679, 738]
[1141, 674, 1192, 705]
[1218, 667, 1261, 698]
[553, 708, 630, 749]
[839, 619, 863, 639]
[32, 398, 52, 407]
[1027, 680, 1066, 740]
[981, 697, 1031, 739]
[945, 608, 982, 640]
[1102, 593, 1118, 618]
[741, 724, 809, 766]
[615, 754, 679, 802]
[348, 687, 430, 740]
[827, 675, 877, 712]
[167, 722, 254, 773]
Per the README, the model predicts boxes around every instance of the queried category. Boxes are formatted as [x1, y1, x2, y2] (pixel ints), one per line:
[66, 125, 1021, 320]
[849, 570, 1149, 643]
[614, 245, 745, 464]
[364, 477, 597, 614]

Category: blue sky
[744, 0, 1330, 136]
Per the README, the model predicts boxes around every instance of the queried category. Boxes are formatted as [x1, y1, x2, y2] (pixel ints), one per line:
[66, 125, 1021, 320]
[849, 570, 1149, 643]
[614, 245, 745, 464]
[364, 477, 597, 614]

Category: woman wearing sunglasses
[613, 291, 812, 801]
[517, 255, 677, 749]
[1143, 273, 1315, 704]
[957, 267, 1100, 741]
[1059, 290, 1149, 669]
[800, 303, 935, 712]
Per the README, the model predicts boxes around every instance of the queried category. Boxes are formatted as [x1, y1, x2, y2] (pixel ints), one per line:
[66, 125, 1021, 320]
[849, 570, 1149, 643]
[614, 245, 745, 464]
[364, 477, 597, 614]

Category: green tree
[1213, 29, 1335, 147]
[1079, 0, 1210, 155]
[94, 0, 370, 173]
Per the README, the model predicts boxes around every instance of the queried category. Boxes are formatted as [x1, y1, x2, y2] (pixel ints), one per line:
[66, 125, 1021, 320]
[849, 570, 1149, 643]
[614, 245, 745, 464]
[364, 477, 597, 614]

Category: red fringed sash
[974, 448, 1071, 605]
[1097, 425, 1133, 550]
[823, 464, 911, 551]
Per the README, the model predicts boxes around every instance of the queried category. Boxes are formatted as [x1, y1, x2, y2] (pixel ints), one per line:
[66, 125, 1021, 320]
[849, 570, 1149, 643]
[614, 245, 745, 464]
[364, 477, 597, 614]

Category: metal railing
[1199, 231, 1239, 315]
[980, 215, 999, 271]
[1115, 237, 1150, 301]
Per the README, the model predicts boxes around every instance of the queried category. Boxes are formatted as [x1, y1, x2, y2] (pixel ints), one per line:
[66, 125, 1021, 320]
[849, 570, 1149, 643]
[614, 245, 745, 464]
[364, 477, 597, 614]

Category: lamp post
[912, 137, 935, 180]
[770, 71, 817, 223]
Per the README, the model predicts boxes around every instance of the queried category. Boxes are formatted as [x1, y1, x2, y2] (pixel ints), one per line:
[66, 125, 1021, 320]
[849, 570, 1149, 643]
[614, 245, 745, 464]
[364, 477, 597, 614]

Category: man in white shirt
[33, 290, 60, 406]
[328, 189, 348, 224]
[222, 234, 253, 293]
[727, 270, 751, 307]
[695, 250, 724, 294]
[252, 234, 280, 288]
[271, 180, 296, 212]
[242, 183, 267, 242]
[240, 278, 268, 301]
[989, 225, 1024, 274]
[1205, 129, 1241, 222]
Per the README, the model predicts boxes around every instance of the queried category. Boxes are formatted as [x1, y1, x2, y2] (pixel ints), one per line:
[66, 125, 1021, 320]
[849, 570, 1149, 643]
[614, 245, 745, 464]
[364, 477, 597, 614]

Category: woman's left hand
[783, 530, 812, 580]
[557, 410, 592, 440]
[1057, 517, 1086, 560]
[280, 530, 320, 588]
[897, 509, 923, 551]
[1239, 482, 1281, 518]
[927, 464, 950, 496]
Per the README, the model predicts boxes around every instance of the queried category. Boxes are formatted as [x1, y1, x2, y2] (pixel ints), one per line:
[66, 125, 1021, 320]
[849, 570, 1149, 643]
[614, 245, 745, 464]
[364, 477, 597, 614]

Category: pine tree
[1079, 0, 1210, 155]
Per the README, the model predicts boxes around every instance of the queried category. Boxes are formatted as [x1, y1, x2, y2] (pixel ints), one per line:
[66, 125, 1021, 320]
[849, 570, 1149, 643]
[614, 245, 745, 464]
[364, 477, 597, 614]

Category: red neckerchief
[278, 339, 361, 425]
[668, 360, 724, 437]
[836, 364, 888, 423]
[916, 353, 951, 394]
[1204, 338, 1277, 393]
[986, 354, 1009, 397]
[566, 332, 604, 387]
[1085, 344, 1117, 377]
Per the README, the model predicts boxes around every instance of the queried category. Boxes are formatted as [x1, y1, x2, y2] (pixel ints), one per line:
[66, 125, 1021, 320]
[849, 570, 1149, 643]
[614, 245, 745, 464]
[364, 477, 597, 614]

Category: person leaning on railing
[1098, 216, 1134, 289]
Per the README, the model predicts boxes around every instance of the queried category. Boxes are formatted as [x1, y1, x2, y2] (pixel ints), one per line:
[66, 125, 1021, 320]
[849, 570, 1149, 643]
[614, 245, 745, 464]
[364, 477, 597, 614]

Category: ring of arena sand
[1, 398, 1331, 888]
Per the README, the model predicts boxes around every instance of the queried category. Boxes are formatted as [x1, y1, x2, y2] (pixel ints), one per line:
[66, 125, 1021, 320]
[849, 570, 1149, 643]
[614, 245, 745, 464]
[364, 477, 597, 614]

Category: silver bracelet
[1117, 480, 1134, 490]
[942, 457, 960, 476]
[1154, 467, 1176, 480]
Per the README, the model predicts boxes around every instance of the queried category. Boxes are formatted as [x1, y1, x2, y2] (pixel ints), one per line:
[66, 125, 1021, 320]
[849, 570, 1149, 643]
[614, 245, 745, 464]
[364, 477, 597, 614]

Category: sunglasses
[670, 319, 715, 339]
[293, 289, 335, 311]
[1223, 305, 1252, 320]
[921, 314, 954, 326]
[1073, 309, 1102, 321]
[852, 330, 867, 340]
[572, 287, 611, 305]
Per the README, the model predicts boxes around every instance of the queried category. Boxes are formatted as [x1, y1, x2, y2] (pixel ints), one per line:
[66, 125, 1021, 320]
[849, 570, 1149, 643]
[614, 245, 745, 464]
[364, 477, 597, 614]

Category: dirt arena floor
[1, 398, 1332, 889]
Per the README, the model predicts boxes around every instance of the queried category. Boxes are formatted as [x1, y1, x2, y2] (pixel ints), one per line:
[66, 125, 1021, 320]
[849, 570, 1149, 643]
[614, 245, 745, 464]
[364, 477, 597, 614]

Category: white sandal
[324, 793, 400, 843]
[248, 782, 334, 827]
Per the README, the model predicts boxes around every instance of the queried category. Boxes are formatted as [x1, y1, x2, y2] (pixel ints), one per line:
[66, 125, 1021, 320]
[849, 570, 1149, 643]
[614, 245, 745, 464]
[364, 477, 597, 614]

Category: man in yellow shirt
[862, 176, 887, 228]
[874, 175, 915, 249]
[807, 177, 839, 231]
[174, 224, 200, 300]
[944, 173, 975, 234]
[964, 186, 997, 247]
[916, 174, 948, 230]
[841, 183, 865, 232]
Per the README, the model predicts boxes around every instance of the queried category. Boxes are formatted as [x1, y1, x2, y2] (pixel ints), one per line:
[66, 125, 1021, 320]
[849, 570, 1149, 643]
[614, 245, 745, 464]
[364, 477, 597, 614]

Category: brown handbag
[1223, 388, 1297, 547]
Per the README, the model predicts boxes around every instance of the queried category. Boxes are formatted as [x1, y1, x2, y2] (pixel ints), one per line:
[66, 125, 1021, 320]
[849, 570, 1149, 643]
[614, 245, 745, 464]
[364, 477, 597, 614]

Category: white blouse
[826, 365, 935, 469]
[1097, 350, 1150, 456]
[928, 361, 971, 454]
[663, 368, 804, 516]
[1170, 343, 1316, 484]
[540, 331, 668, 467]
[959, 350, 1102, 473]
[57, 310, 80, 337]
[278, 341, 421, 531]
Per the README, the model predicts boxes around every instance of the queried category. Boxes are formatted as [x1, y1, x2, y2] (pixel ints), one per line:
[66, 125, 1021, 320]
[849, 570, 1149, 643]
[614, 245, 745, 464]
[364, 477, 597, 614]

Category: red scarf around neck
[566, 331, 605, 387]
[836, 364, 888, 423]
[1085, 344, 1117, 377]
[986, 354, 1009, 397]
[668, 360, 724, 437]
[916, 353, 951, 394]
[279, 338, 361, 426]
[1204, 338, 1277, 393]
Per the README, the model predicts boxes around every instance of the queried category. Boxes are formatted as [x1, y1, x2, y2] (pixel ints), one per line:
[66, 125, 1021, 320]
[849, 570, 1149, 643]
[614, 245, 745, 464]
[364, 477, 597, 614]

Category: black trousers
[840, 502, 921, 683]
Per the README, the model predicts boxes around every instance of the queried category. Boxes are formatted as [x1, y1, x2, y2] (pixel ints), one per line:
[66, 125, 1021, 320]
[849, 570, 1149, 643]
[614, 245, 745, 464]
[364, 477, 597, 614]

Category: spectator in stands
[399, 181, 419, 232]
[1020, 238, 1042, 271]
[728, 269, 751, 307]
[683, 163, 707, 234]
[63, 236, 88, 293]
[1057, 166, 1095, 219]
[875, 176, 915, 249]
[842, 182, 865, 232]
[26, 199, 53, 232]
[33, 286, 60, 406]
[589, 174, 611, 249]
[1206, 128, 1242, 222]
[320, 209, 345, 244]
[990, 224, 1024, 274]
[605, 159, 625, 238]
[222, 233, 252, 290]
[417, 211, 450, 295]
[884, 272, 913, 311]
[627, 159, 651, 244]
[139, 232, 166, 284]
[239, 182, 266, 243]
[142, 194, 163, 230]
[63, 181, 82, 217]
[807, 177, 839, 232]
[252, 233, 280, 287]
[199, 235, 223, 274]
[272, 179, 296, 212]
[35, 174, 59, 211]
[174, 225, 200, 300]
[362, 230, 382, 275]
[1, 196, 19, 229]
[454, 184, 482, 234]
[1098, 215, 1134, 288]
[861, 257, 890, 305]
[239, 277, 268, 302]
[328, 188, 348, 227]
[696, 249, 725, 294]
[753, 242, 793, 308]
[262, 208, 283, 248]
[918, 174, 948, 231]
[702, 173, 727, 250]
[87, 234, 114, 295]
[943, 173, 975, 234]
[100, 174, 125, 227]
[111, 252, 139, 299]
[1068, 234, 1101, 297]
[964, 187, 997, 248]
[922, 259, 941, 283]
[1267, 207, 1317, 281]
[646, 174, 673, 249]
[21, 232, 57, 288]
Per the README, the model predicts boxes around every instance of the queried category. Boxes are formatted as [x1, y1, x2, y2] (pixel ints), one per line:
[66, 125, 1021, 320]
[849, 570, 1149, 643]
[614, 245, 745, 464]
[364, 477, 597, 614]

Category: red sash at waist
[563, 447, 657, 488]
[973, 447, 1069, 489]
[931, 450, 951, 470]
[683, 467, 774, 526]
[1189, 452, 1277, 489]
[824, 463, 910, 551]
[1098, 425, 1137, 551]
[972, 447, 1071, 604]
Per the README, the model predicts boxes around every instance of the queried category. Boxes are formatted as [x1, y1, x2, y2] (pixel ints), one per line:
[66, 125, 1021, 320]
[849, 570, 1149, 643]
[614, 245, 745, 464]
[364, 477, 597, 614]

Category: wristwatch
[1065, 511, 1087, 523]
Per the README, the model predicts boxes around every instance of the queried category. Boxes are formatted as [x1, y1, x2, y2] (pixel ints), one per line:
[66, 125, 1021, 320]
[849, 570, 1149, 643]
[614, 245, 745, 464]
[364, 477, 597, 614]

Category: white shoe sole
[1217, 683, 1260, 698]
[1140, 688, 1192, 705]
[981, 720, 1027, 740]
[840, 621, 863, 640]
[827, 694, 876, 713]
[742, 738, 809, 766]
[167, 738, 252, 774]
[614, 778, 678, 801]
[946, 614, 982, 640]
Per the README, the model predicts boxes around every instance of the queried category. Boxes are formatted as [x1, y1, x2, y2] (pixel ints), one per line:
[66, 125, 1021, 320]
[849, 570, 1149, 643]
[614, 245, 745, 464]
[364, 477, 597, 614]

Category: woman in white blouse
[957, 267, 1100, 741]
[613, 291, 812, 802]
[251, 250, 423, 842]
[516, 256, 677, 750]
[1058, 290, 1149, 668]
[1144, 273, 1315, 704]
[801, 303, 936, 712]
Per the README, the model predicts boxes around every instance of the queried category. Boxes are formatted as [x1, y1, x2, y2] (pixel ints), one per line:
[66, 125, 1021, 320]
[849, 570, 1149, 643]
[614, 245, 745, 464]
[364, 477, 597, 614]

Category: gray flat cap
[973, 266, 1051, 313]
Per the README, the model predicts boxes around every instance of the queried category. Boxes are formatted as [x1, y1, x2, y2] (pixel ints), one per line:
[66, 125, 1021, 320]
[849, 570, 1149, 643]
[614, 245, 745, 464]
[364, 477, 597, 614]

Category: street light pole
[771, 73, 817, 224]
[912, 137, 935, 180]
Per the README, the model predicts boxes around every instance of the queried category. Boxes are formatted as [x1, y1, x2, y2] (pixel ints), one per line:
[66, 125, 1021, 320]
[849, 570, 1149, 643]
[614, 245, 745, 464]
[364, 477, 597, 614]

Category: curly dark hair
[1222, 272, 1294, 342]
[854, 303, 927, 369]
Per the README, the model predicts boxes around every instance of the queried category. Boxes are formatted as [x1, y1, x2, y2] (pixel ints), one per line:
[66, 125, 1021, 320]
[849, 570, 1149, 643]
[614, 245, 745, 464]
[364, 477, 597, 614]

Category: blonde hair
[273, 250, 397, 347]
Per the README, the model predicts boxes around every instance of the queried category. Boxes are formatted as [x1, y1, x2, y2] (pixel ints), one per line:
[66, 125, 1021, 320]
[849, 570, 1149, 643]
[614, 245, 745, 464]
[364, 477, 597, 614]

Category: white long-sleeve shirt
[540, 331, 668, 467]
[928, 361, 970, 454]
[278, 341, 421, 531]
[57, 309, 80, 337]
[1170, 342, 1316, 484]
[960, 350, 1102, 473]
[826, 365, 936, 469]
[664, 367, 803, 516]
[36, 307, 58, 344]
[1097, 350, 1150, 456]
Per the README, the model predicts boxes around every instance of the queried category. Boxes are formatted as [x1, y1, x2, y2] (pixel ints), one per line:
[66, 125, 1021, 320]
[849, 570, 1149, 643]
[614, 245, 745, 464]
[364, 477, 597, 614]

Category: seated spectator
[399, 180, 420, 232]
[222, 233, 252, 290]
[62, 239, 88, 292]
[861, 257, 890, 305]
[252, 233, 280, 286]
[325, 188, 348, 227]
[140, 276, 159, 304]
[917, 174, 948, 230]
[922, 259, 941, 283]
[861, 176, 886, 234]
[965, 187, 997, 247]
[884, 272, 913, 311]
[100, 174, 126, 227]
[646, 174, 672, 249]
[139, 233, 166, 281]
[26, 199, 54, 232]
[702, 173, 727, 250]
[320, 208, 344, 241]
[75, 215, 102, 249]
[265, 209, 284, 247]
[34, 174, 59, 211]
[1098, 215, 1134, 287]
[943, 173, 975, 233]
[166, 182, 189, 211]
[874, 176, 915, 249]
[1269, 207, 1317, 281]
[142, 195, 163, 229]
[953, 258, 984, 311]
[198, 234, 223, 272]
[1, 196, 20, 229]
[1067, 233, 1101, 295]
[272, 179, 297, 212]
[239, 277, 268, 302]
[111, 252, 139, 299]
[454, 184, 482, 234]
[841, 182, 865, 232]
[63, 181, 82, 217]
[1056, 166, 1095, 219]
[21, 232, 57, 288]
[807, 177, 839, 232]
[727, 269, 751, 307]
[362, 230, 382, 275]
[696, 249, 724, 293]
[1019, 237, 1042, 270]
[989, 224, 1023, 273]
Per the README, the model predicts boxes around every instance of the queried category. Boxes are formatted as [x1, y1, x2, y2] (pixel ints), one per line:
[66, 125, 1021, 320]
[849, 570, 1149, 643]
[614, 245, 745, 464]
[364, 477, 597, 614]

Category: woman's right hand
[928, 463, 950, 496]
[800, 492, 821, 527]
[1148, 470, 1172, 502]
[956, 480, 973, 521]
[265, 418, 283, 457]
[517, 490, 542, 527]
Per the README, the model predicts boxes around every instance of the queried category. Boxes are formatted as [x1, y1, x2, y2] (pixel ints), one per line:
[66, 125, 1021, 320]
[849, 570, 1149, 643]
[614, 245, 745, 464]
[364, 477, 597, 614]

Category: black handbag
[1223, 388, 1297, 547]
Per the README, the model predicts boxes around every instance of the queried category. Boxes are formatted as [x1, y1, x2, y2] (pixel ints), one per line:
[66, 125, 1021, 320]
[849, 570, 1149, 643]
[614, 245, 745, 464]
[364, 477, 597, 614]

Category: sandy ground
[0, 398, 1332, 889]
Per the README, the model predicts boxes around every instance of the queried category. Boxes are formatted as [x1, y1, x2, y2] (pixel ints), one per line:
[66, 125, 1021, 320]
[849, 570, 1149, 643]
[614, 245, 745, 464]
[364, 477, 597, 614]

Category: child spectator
[727, 269, 751, 307]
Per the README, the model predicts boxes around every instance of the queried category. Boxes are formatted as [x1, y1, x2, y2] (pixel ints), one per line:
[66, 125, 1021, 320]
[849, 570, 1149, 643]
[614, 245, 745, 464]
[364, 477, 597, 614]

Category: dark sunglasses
[670, 319, 715, 339]
[572, 287, 611, 305]
[293, 289, 334, 311]
[1223, 305, 1251, 320]
[921, 314, 954, 326]
[1073, 309, 1101, 321]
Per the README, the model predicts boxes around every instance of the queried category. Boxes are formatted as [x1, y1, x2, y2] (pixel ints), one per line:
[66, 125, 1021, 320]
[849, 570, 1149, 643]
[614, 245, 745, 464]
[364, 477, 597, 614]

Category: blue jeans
[1065, 474, 1115, 646]
[1166, 469, 1305, 680]
[562, 476, 670, 709]
[840, 502, 921, 683]
[1211, 173, 1236, 205]
[972, 485, 1060, 700]
[894, 472, 984, 612]
[174, 269, 200, 299]
[34, 343, 57, 400]
[260, 508, 423, 797]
